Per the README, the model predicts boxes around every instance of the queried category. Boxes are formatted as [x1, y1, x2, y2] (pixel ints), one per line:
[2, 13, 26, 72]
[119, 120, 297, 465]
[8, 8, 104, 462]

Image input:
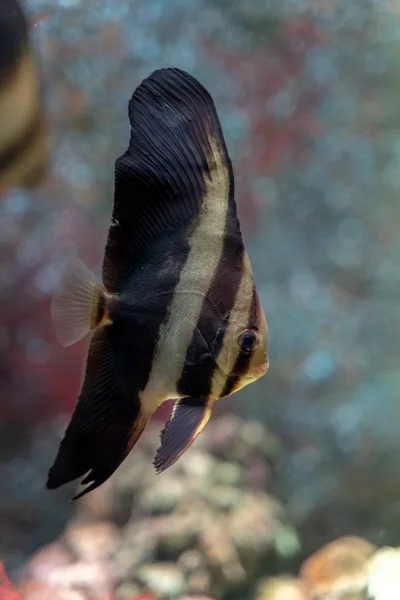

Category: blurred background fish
[48, 68, 269, 499]
[0, 0, 48, 193]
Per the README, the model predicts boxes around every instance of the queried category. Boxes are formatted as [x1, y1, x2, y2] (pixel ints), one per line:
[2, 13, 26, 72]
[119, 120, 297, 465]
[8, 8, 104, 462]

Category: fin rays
[153, 397, 215, 473]
[51, 258, 111, 347]
[103, 67, 233, 292]
[47, 68, 254, 498]
[47, 328, 145, 499]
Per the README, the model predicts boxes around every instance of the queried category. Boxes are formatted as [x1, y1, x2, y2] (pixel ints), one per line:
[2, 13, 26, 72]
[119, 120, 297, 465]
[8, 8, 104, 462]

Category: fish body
[0, 0, 48, 192]
[48, 68, 269, 499]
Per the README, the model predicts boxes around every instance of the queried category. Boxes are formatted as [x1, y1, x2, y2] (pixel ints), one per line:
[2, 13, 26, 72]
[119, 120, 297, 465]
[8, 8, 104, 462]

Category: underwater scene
[1, 0, 400, 599]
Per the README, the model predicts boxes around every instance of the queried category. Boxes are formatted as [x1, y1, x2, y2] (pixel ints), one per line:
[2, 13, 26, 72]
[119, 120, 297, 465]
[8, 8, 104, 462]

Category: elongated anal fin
[51, 258, 112, 347]
[47, 328, 148, 500]
[153, 397, 215, 473]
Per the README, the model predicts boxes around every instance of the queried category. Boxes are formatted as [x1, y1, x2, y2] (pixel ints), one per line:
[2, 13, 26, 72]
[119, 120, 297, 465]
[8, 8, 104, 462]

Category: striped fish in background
[0, 0, 48, 192]
[48, 68, 269, 499]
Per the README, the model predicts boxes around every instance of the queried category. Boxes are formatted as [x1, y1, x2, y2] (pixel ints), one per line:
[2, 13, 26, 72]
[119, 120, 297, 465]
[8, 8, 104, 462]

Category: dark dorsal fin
[102, 68, 234, 293]
[47, 328, 148, 499]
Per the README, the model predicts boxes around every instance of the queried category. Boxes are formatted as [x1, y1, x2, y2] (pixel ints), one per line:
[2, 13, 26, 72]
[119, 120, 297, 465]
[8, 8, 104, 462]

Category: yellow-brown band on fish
[0, 1, 48, 192]
[140, 132, 231, 407]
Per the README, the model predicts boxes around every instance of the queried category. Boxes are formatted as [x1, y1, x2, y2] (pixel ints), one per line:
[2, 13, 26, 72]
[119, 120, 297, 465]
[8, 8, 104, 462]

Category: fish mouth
[243, 359, 269, 380]
[260, 359, 269, 375]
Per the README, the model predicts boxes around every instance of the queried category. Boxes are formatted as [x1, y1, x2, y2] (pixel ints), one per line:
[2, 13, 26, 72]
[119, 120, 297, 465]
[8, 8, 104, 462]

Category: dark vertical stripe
[0, 0, 28, 86]
[110, 222, 196, 392]
[94, 292, 106, 327]
[220, 285, 258, 398]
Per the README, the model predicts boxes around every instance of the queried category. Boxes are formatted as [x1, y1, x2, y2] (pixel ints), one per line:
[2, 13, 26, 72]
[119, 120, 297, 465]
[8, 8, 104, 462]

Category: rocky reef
[257, 537, 400, 599]
[17, 414, 299, 600]
[10, 415, 400, 600]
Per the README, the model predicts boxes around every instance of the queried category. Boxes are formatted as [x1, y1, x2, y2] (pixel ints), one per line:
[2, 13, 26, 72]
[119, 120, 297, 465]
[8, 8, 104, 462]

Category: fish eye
[238, 329, 259, 354]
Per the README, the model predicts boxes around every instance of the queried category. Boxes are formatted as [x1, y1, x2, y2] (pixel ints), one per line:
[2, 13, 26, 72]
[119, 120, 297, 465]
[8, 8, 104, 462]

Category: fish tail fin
[51, 257, 112, 347]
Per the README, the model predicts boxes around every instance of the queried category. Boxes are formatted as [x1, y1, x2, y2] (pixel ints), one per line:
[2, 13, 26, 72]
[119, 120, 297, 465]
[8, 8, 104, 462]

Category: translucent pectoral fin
[153, 396, 215, 473]
[51, 257, 110, 347]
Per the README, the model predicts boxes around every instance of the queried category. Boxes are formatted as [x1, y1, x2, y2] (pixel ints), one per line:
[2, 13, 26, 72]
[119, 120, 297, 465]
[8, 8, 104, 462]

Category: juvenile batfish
[48, 68, 269, 499]
[0, 0, 48, 192]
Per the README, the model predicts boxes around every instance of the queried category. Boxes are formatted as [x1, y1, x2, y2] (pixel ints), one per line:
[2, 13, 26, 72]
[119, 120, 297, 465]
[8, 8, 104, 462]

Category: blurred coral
[299, 536, 375, 597]
[16, 416, 297, 600]
[256, 536, 400, 600]
[255, 576, 307, 600]
[3, 417, 400, 599]
[367, 547, 400, 600]
[12, 522, 400, 599]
